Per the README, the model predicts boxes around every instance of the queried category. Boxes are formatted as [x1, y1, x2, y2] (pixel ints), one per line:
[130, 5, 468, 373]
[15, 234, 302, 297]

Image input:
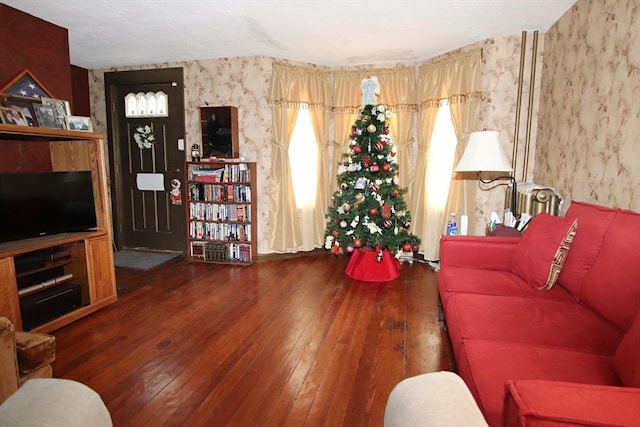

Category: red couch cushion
[503, 380, 640, 427]
[447, 293, 623, 354]
[458, 340, 619, 427]
[558, 201, 617, 297]
[511, 213, 577, 290]
[437, 267, 574, 308]
[614, 312, 640, 387]
[580, 209, 640, 331]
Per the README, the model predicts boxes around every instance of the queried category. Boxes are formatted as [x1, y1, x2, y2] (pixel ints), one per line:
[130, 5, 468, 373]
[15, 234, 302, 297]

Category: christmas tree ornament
[353, 238, 362, 247]
[341, 182, 348, 189]
[367, 124, 377, 133]
[340, 220, 348, 228]
[353, 145, 362, 154]
[402, 242, 412, 252]
[391, 189, 399, 197]
[376, 250, 383, 262]
[332, 242, 340, 255]
[382, 202, 393, 219]
[412, 244, 420, 252]
[384, 219, 393, 228]
[362, 155, 371, 167]
[346, 245, 354, 253]
[382, 163, 391, 172]
[332, 229, 339, 237]
[350, 215, 360, 227]
[370, 164, 379, 173]
[369, 207, 378, 216]
[370, 183, 379, 192]
[375, 141, 384, 151]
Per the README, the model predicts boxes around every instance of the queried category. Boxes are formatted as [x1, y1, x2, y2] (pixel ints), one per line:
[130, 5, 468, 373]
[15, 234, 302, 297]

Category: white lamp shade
[454, 131, 513, 172]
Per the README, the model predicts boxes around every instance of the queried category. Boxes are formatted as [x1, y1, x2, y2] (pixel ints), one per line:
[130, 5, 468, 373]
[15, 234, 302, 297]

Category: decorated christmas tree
[324, 103, 420, 280]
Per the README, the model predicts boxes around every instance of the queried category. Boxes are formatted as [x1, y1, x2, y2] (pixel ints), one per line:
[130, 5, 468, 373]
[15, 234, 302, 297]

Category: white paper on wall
[136, 173, 165, 191]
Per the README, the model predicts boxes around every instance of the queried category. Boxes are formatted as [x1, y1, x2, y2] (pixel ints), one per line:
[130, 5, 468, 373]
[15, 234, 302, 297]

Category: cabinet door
[85, 236, 117, 303]
[0, 257, 21, 328]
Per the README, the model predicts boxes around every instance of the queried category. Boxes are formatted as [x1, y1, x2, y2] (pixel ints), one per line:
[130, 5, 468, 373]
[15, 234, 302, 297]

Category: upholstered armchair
[0, 316, 55, 404]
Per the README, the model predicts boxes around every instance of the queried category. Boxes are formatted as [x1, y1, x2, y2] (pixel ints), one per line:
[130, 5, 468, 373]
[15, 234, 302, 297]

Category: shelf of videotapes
[185, 161, 257, 265]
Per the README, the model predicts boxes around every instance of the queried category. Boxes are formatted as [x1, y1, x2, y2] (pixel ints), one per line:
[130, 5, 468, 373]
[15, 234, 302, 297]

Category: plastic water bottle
[446, 213, 458, 236]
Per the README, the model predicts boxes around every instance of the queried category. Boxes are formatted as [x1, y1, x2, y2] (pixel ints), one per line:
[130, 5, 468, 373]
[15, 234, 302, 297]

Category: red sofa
[437, 201, 640, 426]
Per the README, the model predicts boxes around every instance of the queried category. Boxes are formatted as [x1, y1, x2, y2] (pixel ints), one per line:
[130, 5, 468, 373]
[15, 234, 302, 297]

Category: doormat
[113, 250, 180, 271]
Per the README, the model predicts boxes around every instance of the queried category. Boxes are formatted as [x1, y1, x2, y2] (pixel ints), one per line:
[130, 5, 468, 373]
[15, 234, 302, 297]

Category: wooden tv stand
[0, 124, 117, 332]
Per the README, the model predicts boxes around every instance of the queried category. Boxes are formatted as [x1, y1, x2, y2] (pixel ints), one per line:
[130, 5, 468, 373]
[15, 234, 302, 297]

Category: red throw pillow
[511, 213, 578, 289]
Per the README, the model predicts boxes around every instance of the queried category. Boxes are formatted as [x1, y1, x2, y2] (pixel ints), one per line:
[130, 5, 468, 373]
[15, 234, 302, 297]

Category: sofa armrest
[503, 380, 640, 427]
[440, 236, 520, 270]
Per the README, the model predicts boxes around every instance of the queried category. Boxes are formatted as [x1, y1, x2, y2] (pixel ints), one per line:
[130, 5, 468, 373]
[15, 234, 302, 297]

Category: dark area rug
[113, 250, 180, 271]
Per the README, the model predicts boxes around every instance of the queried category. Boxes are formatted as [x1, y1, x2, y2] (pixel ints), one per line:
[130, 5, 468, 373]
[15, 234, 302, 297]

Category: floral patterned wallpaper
[89, 0, 636, 253]
[535, 0, 639, 212]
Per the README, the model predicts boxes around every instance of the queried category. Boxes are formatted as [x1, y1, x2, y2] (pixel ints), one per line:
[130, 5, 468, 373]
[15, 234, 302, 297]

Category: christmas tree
[324, 104, 420, 264]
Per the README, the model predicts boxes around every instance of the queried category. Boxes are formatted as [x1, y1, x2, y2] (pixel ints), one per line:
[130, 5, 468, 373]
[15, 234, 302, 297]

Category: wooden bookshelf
[184, 161, 257, 265]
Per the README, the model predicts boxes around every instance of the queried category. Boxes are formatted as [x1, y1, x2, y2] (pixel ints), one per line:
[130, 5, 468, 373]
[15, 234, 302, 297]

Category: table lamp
[454, 130, 518, 217]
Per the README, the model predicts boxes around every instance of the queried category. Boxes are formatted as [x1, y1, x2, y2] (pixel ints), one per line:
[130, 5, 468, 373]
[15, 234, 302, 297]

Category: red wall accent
[0, 4, 92, 173]
[0, 4, 72, 100]
[70, 65, 91, 117]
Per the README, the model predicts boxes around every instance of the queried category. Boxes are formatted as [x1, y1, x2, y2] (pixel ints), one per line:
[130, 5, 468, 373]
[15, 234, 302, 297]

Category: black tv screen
[0, 171, 97, 243]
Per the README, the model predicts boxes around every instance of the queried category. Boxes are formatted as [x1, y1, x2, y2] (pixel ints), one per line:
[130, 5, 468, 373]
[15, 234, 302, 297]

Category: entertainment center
[0, 124, 117, 333]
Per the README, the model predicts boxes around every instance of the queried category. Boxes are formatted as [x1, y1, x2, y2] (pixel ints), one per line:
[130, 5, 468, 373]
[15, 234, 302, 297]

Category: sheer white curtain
[267, 62, 331, 253]
[289, 106, 319, 251]
[411, 50, 483, 260]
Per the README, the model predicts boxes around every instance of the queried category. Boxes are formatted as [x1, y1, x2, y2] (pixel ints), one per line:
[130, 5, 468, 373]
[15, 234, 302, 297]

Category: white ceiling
[4, 0, 577, 69]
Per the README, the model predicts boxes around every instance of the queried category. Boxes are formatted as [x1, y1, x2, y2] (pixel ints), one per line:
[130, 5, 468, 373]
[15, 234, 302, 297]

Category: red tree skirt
[345, 248, 401, 282]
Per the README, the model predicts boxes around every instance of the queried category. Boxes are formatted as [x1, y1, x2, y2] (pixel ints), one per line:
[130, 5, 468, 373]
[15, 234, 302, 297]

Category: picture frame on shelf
[0, 107, 28, 126]
[0, 69, 53, 99]
[66, 115, 93, 132]
[41, 98, 71, 129]
[1, 95, 40, 126]
[33, 103, 59, 129]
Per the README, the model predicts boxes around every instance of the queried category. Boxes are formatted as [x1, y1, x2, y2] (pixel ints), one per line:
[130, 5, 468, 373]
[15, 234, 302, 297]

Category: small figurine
[191, 144, 201, 162]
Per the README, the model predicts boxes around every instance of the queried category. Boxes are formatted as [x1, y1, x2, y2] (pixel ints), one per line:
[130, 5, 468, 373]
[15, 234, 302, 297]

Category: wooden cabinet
[0, 124, 117, 332]
[185, 161, 257, 265]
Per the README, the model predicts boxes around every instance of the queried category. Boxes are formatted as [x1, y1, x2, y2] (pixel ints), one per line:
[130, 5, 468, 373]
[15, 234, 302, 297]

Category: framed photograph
[0, 107, 28, 126]
[41, 98, 70, 129]
[33, 103, 59, 128]
[0, 69, 53, 98]
[66, 115, 93, 132]
[1, 95, 40, 126]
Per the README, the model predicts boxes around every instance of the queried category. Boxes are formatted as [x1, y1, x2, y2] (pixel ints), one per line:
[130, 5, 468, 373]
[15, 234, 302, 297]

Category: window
[288, 107, 318, 209]
[426, 103, 457, 208]
[124, 91, 168, 118]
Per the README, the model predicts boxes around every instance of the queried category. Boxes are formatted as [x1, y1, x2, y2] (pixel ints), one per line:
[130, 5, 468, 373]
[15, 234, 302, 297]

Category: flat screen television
[0, 171, 97, 244]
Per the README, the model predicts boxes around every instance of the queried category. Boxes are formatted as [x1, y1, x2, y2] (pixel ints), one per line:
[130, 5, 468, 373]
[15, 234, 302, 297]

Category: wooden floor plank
[51, 253, 453, 426]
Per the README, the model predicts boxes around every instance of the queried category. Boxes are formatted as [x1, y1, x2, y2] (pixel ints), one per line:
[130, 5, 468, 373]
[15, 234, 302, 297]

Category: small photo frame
[66, 115, 93, 132]
[41, 98, 71, 129]
[33, 103, 59, 128]
[1, 95, 40, 126]
[0, 69, 53, 98]
[0, 107, 28, 126]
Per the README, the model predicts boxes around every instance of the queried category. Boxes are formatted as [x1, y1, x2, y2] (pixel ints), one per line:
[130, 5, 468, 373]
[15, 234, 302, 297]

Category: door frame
[104, 67, 185, 251]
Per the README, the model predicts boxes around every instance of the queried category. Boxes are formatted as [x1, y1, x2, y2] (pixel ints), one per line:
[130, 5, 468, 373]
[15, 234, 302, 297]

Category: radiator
[505, 182, 562, 217]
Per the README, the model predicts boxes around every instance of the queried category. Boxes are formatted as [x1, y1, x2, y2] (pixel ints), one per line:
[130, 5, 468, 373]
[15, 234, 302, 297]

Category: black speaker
[20, 283, 82, 330]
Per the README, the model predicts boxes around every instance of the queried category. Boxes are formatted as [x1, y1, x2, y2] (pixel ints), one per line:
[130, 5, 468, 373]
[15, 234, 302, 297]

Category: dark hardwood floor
[52, 252, 453, 426]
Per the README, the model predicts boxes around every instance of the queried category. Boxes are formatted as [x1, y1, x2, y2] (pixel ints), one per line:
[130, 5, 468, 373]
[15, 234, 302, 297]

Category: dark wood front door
[105, 68, 186, 253]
